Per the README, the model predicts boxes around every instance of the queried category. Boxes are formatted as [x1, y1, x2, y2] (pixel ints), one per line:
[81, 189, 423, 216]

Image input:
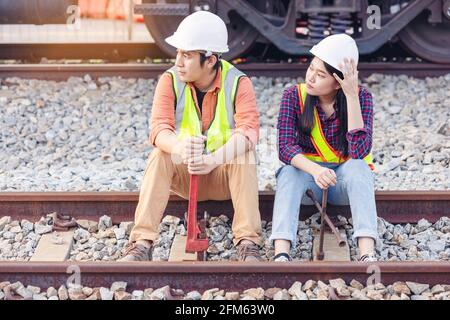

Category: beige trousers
[130, 148, 262, 246]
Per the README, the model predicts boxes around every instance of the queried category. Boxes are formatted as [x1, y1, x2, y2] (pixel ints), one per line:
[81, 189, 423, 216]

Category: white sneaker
[273, 253, 292, 262]
[359, 253, 377, 262]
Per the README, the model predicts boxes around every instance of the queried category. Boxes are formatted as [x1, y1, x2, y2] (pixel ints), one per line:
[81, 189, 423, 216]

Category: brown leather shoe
[237, 241, 263, 262]
[118, 242, 152, 262]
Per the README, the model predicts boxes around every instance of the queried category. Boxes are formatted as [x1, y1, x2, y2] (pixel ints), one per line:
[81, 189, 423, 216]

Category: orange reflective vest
[297, 83, 375, 171]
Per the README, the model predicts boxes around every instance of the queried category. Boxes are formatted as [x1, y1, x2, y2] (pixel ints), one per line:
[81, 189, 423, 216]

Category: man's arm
[210, 76, 259, 164]
[208, 132, 251, 165]
[151, 73, 205, 163]
[150, 72, 176, 149]
[154, 129, 178, 154]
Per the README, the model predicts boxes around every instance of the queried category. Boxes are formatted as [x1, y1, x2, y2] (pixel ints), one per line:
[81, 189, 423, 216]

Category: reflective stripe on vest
[168, 60, 244, 153]
[297, 83, 375, 171]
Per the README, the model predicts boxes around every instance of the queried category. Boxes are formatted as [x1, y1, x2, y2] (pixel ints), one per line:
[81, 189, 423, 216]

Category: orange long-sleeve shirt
[149, 66, 260, 149]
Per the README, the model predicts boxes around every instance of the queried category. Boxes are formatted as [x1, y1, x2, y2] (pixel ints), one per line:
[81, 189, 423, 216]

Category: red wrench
[185, 174, 208, 259]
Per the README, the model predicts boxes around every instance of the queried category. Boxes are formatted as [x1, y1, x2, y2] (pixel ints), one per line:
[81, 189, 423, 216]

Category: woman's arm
[345, 88, 373, 159]
[347, 93, 365, 131]
[333, 59, 373, 159]
[277, 87, 323, 175]
[277, 87, 303, 164]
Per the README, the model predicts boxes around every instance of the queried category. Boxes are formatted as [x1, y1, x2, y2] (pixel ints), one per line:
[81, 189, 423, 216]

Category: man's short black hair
[199, 52, 221, 71]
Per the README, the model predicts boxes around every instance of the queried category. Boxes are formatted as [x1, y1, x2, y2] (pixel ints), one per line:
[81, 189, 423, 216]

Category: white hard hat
[165, 11, 229, 54]
[309, 34, 359, 73]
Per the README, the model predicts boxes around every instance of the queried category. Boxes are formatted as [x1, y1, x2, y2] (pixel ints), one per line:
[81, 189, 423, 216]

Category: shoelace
[238, 244, 260, 260]
[123, 243, 149, 258]
[359, 253, 377, 262]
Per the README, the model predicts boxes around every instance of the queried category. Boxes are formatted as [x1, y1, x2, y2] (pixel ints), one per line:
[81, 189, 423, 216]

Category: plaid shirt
[277, 85, 374, 165]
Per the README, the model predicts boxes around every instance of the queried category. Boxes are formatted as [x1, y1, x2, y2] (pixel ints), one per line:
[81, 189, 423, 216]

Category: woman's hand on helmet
[333, 58, 359, 98]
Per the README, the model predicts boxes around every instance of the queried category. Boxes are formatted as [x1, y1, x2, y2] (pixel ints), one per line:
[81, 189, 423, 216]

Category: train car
[1, 0, 449, 63]
[135, 0, 450, 63]
[0, 0, 78, 24]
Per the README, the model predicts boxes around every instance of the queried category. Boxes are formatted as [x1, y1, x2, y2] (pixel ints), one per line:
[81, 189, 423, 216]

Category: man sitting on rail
[119, 11, 263, 262]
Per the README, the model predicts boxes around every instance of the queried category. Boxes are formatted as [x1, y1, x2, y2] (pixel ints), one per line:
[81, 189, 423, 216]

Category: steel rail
[1, 62, 449, 80]
[0, 261, 448, 292]
[0, 191, 449, 224]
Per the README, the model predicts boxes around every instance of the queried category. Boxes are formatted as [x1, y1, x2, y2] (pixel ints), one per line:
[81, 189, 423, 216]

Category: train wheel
[142, 0, 260, 59]
[399, 11, 450, 63]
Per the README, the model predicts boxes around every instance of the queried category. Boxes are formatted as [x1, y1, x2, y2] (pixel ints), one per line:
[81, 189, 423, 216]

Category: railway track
[0, 191, 449, 296]
[1, 62, 450, 80]
[0, 62, 449, 300]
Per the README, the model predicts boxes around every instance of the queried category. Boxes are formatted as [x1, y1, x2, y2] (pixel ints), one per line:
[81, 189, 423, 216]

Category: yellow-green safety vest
[167, 60, 245, 153]
[297, 83, 375, 171]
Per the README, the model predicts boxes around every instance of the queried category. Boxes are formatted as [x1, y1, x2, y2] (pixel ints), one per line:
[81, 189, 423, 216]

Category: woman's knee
[345, 158, 369, 170]
[277, 165, 311, 181]
[340, 159, 373, 183]
[276, 167, 315, 202]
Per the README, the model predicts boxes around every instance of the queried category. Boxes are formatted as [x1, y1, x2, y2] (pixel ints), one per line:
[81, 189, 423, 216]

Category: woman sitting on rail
[270, 34, 379, 262]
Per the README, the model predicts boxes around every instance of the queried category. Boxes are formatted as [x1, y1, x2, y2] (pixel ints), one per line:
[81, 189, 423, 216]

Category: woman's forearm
[291, 153, 322, 176]
[346, 94, 364, 132]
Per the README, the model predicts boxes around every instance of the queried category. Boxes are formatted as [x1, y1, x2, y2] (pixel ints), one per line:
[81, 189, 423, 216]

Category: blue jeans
[269, 159, 379, 248]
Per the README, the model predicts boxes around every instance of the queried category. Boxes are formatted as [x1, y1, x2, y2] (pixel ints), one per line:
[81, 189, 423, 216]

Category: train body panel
[0, 0, 78, 24]
[135, 0, 450, 63]
[0, 0, 449, 62]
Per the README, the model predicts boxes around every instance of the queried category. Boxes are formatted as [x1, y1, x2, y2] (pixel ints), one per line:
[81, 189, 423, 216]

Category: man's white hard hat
[309, 34, 359, 73]
[165, 11, 229, 55]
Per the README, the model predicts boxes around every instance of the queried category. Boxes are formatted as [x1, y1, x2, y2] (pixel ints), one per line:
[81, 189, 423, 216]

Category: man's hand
[171, 135, 206, 164]
[312, 166, 337, 190]
[187, 154, 219, 175]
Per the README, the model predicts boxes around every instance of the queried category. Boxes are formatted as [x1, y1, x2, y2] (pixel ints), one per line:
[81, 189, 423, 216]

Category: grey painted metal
[134, 3, 190, 16]
[222, 0, 437, 55]
[0, 0, 78, 24]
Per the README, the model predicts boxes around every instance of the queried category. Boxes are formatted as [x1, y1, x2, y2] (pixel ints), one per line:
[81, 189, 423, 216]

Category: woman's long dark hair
[299, 62, 349, 160]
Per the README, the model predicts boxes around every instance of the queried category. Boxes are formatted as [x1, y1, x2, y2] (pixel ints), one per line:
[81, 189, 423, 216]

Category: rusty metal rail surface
[1, 62, 450, 80]
[0, 191, 449, 224]
[0, 261, 448, 292]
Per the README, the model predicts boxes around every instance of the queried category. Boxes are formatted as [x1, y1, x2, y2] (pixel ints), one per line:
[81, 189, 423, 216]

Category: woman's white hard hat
[165, 11, 229, 55]
[309, 34, 359, 73]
